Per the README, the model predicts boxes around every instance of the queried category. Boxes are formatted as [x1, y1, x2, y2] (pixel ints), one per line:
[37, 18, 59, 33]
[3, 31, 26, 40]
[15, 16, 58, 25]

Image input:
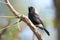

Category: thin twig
[0, 1, 8, 4]
[0, 16, 15, 18]
[0, 22, 10, 40]
[13, 19, 20, 40]
[0, 21, 19, 32]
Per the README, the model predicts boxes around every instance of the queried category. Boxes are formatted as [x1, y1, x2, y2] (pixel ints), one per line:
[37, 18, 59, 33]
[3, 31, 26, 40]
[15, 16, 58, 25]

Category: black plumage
[28, 6, 50, 36]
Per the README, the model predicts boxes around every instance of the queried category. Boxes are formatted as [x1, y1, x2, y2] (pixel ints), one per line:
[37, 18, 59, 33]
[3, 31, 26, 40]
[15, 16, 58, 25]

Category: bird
[28, 6, 50, 36]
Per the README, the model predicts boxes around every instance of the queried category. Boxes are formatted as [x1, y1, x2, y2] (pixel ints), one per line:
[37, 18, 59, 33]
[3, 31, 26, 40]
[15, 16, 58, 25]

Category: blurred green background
[0, 0, 57, 40]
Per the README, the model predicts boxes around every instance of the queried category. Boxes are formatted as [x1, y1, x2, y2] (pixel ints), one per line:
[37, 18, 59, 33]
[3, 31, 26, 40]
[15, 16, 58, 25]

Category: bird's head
[28, 6, 35, 13]
[28, 6, 39, 14]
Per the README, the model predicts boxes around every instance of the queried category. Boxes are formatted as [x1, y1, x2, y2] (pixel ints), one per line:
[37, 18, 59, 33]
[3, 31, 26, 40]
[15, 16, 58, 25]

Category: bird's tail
[44, 28, 50, 36]
[36, 26, 50, 36]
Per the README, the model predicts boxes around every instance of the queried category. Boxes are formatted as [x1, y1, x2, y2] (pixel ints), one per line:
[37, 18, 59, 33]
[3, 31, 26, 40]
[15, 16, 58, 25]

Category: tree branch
[5, 0, 20, 18]
[5, 0, 42, 40]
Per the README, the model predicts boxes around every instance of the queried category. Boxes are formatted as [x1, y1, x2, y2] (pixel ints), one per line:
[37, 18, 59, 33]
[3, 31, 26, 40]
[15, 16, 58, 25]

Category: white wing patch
[35, 8, 39, 14]
[36, 24, 43, 28]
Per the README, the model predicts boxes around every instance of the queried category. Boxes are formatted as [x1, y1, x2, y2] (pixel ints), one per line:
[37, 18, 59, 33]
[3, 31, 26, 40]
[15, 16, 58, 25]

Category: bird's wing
[33, 13, 44, 26]
[33, 13, 41, 23]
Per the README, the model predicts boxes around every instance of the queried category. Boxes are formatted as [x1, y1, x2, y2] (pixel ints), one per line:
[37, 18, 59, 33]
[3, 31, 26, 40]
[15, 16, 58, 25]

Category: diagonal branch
[5, 0, 42, 40]
[5, 0, 20, 18]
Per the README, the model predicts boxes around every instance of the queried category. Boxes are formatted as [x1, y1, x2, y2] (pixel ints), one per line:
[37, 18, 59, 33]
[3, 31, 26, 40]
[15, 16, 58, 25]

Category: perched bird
[28, 6, 50, 36]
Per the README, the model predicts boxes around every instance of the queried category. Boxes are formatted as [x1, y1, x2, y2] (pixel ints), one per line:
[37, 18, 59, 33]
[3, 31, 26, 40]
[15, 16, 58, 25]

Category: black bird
[28, 6, 50, 36]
